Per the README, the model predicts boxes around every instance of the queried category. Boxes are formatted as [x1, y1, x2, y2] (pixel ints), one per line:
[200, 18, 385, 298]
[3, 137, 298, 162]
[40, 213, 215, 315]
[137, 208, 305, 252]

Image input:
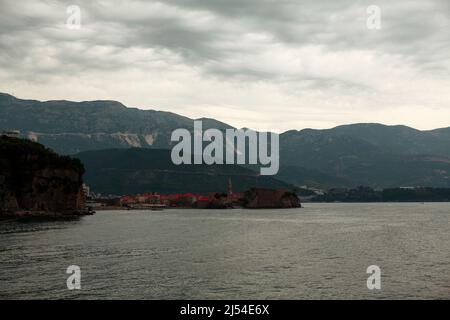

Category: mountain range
[2, 92, 450, 191]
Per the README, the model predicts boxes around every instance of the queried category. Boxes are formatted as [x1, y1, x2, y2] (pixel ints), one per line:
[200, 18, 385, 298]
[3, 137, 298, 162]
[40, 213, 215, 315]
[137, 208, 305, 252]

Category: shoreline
[0, 208, 95, 219]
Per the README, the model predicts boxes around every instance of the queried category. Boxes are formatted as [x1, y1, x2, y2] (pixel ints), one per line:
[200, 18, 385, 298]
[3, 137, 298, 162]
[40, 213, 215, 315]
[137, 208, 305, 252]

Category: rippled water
[1, 203, 450, 299]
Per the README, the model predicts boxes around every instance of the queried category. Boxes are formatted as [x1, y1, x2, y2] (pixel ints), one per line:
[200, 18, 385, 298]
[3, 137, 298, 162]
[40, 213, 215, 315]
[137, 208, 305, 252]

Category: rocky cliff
[244, 188, 301, 209]
[0, 136, 87, 217]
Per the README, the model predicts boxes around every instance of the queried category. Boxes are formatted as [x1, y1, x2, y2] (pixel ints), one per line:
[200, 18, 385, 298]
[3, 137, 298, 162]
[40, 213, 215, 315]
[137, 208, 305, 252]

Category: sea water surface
[1, 203, 450, 299]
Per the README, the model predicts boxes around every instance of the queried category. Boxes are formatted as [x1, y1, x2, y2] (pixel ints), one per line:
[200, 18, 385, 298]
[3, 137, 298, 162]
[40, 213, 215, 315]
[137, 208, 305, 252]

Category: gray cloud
[0, 0, 450, 131]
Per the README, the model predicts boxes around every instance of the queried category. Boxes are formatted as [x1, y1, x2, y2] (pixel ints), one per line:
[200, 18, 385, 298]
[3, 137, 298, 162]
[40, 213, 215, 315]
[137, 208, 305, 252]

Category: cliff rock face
[244, 188, 301, 209]
[0, 136, 86, 216]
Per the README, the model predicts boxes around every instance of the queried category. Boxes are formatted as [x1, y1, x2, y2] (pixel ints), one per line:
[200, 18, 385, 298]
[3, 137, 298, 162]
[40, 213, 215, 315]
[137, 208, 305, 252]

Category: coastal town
[85, 179, 302, 210]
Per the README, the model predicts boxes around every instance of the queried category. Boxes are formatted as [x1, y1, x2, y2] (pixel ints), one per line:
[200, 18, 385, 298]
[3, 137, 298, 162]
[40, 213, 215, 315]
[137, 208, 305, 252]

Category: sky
[1, 0, 450, 132]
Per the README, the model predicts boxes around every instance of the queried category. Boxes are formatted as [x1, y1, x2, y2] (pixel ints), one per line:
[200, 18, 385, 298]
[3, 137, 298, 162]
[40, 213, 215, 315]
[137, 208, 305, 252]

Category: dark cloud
[0, 0, 449, 131]
[1, 0, 449, 78]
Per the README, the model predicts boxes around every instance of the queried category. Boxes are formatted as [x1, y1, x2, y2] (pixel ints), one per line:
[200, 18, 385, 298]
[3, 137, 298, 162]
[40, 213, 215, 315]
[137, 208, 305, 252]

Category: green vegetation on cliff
[0, 136, 85, 214]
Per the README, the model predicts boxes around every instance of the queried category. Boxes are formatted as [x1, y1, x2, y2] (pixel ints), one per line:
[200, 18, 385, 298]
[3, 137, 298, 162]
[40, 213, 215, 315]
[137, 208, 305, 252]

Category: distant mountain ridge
[278, 126, 450, 188]
[0, 92, 230, 154]
[2, 92, 450, 189]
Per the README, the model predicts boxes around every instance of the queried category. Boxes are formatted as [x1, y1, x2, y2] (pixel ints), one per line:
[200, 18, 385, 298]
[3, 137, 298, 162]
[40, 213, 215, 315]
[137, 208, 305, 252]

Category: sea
[1, 203, 450, 299]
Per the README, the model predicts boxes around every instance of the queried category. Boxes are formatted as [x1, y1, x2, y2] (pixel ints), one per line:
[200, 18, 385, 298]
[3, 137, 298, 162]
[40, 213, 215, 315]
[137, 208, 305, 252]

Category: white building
[1, 130, 20, 138]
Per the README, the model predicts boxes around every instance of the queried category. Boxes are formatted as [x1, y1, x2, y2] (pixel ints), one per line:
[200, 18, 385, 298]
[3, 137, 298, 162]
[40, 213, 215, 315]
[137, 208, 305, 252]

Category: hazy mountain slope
[275, 165, 352, 189]
[429, 127, 450, 142]
[280, 129, 385, 171]
[279, 129, 450, 188]
[327, 123, 450, 156]
[75, 148, 294, 195]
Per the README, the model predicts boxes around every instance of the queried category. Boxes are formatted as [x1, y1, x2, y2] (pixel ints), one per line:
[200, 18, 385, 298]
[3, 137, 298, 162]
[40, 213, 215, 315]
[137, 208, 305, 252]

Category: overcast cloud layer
[1, 0, 450, 132]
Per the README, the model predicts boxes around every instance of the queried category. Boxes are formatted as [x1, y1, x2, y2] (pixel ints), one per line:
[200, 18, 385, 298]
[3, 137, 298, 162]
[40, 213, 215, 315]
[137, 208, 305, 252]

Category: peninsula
[0, 135, 91, 218]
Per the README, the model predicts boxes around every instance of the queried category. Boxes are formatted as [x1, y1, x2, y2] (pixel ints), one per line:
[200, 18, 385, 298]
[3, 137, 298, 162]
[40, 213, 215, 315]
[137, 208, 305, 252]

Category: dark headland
[0, 136, 92, 218]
